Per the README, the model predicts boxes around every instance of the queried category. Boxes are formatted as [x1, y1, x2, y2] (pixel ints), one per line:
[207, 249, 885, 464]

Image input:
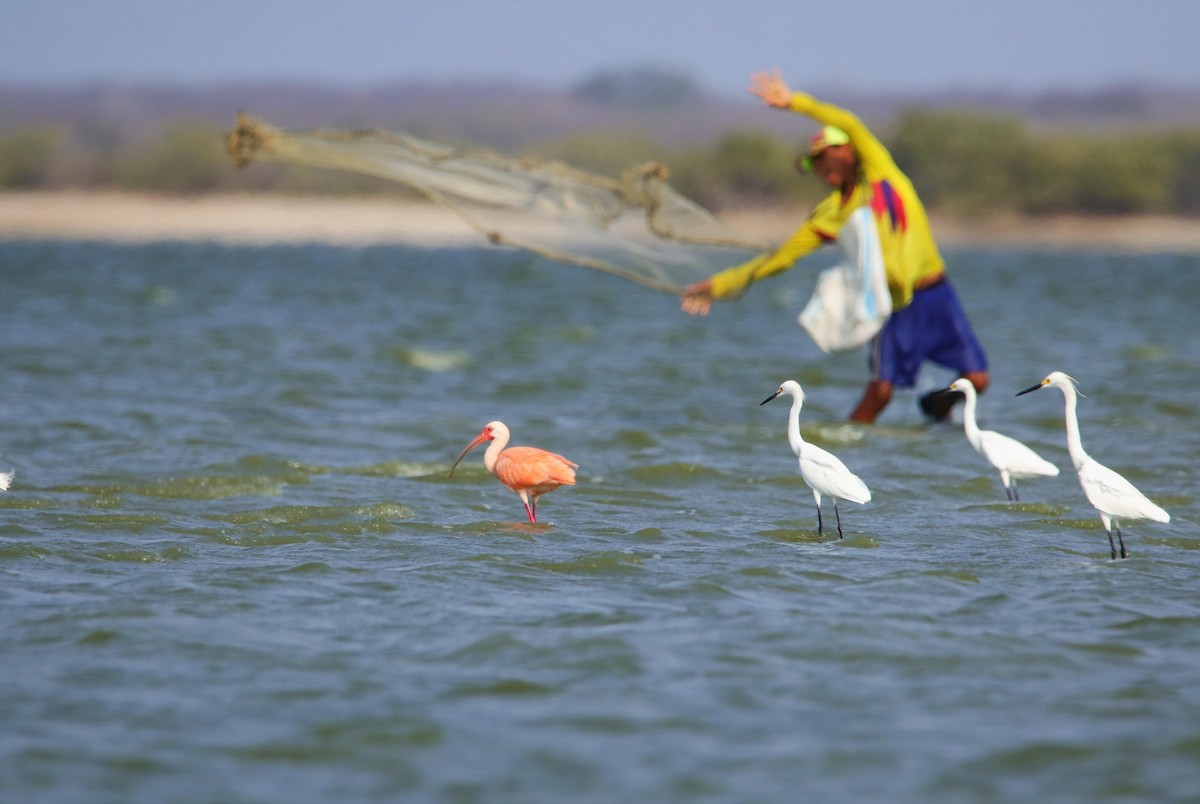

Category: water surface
[1, 240, 1197, 802]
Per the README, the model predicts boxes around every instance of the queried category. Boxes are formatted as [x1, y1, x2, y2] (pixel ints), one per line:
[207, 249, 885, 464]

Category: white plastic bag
[798, 205, 891, 353]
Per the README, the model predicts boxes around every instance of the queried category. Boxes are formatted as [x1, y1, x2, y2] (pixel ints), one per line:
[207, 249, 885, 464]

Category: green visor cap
[797, 125, 851, 172]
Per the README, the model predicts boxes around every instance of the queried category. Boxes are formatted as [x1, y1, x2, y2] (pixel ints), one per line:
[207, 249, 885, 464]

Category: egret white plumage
[0, 470, 11, 491]
[1017, 371, 1169, 559]
[944, 377, 1058, 501]
[761, 381, 871, 538]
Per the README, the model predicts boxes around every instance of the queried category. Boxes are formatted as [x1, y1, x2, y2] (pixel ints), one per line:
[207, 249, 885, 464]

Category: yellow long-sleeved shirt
[710, 93, 944, 311]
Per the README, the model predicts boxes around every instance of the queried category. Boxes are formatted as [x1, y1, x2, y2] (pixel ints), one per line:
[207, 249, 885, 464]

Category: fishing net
[226, 115, 767, 294]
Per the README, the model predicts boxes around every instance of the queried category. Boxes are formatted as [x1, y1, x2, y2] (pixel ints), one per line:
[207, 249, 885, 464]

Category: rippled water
[1, 239, 1197, 803]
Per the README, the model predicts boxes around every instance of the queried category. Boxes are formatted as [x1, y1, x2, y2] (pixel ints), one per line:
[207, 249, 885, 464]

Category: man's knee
[866, 380, 894, 405]
[964, 371, 990, 395]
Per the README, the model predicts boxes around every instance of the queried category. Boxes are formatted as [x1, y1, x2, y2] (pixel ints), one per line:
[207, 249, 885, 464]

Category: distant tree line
[2, 111, 1198, 216]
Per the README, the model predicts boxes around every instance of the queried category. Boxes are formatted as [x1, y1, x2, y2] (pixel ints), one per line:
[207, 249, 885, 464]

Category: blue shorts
[869, 277, 988, 388]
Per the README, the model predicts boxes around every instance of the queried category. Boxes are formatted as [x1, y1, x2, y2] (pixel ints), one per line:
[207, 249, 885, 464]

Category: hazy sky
[4, 0, 1197, 96]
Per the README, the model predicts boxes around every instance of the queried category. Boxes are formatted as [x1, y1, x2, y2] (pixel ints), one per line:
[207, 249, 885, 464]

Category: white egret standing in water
[761, 381, 871, 538]
[1017, 372, 1169, 559]
[944, 377, 1058, 501]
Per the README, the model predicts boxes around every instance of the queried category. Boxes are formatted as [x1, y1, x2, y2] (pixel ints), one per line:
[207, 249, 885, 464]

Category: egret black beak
[760, 389, 783, 406]
[1016, 382, 1044, 396]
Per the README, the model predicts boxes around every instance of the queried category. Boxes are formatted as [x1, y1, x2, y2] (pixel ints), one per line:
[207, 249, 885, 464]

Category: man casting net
[226, 115, 767, 294]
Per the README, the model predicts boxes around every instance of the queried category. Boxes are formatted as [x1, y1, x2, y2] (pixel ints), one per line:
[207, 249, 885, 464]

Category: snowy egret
[0, 470, 11, 491]
[449, 421, 577, 523]
[944, 377, 1058, 501]
[1017, 372, 1169, 559]
[761, 380, 871, 537]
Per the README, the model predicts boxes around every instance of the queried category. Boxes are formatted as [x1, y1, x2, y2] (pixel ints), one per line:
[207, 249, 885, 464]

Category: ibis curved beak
[760, 389, 783, 406]
[449, 430, 490, 477]
[1016, 381, 1045, 396]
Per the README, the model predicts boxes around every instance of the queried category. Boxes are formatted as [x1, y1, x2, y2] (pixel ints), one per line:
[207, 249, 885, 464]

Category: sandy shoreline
[1, 191, 1197, 253]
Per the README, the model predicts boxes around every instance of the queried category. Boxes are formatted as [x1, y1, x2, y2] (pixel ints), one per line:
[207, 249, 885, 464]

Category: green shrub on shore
[0, 125, 64, 188]
[1, 114, 1197, 217]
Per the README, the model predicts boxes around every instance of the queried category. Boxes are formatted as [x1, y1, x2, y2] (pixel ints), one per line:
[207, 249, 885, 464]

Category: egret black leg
[834, 501, 844, 539]
[1004, 483, 1014, 502]
[816, 506, 823, 536]
[1106, 528, 1118, 560]
[1012, 480, 1020, 503]
[1117, 527, 1128, 559]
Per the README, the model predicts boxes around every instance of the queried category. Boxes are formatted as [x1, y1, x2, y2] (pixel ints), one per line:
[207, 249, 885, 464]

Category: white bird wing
[798, 443, 871, 504]
[978, 430, 1059, 478]
[1078, 458, 1170, 523]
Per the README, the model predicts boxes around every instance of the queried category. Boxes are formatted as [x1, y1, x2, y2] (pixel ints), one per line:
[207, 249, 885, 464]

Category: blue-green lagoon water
[0, 240, 1197, 802]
